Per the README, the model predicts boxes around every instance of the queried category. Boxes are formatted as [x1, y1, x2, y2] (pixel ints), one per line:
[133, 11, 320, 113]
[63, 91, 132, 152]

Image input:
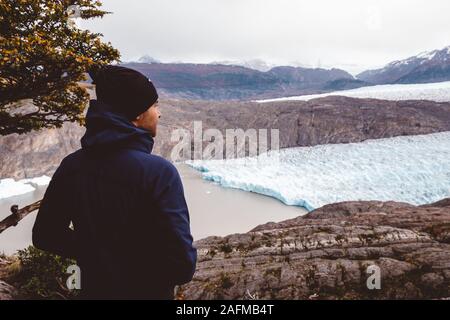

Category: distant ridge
[122, 45, 450, 100]
[122, 61, 354, 100]
[357, 45, 450, 84]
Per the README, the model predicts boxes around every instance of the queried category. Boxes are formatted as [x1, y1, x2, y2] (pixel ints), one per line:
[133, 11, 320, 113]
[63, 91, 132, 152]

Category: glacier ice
[21, 175, 52, 187]
[0, 175, 51, 200]
[0, 179, 36, 199]
[255, 81, 450, 103]
[187, 132, 450, 211]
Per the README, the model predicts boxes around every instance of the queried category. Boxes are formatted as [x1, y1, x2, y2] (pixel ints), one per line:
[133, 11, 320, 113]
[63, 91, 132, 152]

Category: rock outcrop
[0, 122, 85, 180]
[0, 257, 17, 300]
[0, 281, 16, 300]
[1, 96, 450, 179]
[177, 199, 450, 300]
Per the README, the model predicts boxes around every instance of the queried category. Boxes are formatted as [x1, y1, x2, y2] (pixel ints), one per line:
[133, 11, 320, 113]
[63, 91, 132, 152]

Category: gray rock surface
[0, 257, 17, 300]
[176, 199, 450, 300]
[0, 280, 17, 300]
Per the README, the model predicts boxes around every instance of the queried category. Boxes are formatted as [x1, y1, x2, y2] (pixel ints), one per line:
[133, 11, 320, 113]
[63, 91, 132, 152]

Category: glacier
[0, 175, 51, 200]
[255, 81, 450, 103]
[187, 132, 450, 211]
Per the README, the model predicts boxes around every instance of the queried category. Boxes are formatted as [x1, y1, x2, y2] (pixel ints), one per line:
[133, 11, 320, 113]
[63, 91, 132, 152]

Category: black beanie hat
[88, 65, 159, 121]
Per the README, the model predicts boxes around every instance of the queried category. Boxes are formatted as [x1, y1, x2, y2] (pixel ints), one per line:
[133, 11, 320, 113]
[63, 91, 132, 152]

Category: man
[32, 65, 197, 299]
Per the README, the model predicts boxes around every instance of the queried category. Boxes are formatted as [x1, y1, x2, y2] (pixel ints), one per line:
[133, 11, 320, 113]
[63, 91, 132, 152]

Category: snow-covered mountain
[135, 54, 160, 64]
[210, 58, 276, 72]
[357, 45, 450, 84]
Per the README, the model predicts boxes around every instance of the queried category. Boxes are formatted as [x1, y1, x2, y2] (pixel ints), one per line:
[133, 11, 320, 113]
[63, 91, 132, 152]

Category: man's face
[132, 101, 161, 137]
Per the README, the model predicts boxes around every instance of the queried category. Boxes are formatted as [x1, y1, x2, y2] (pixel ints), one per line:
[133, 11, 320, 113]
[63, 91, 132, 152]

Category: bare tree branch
[0, 200, 42, 234]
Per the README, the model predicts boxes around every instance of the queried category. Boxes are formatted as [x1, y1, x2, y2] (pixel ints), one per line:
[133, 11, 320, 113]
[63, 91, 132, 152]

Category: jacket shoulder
[50, 150, 84, 179]
[140, 153, 180, 177]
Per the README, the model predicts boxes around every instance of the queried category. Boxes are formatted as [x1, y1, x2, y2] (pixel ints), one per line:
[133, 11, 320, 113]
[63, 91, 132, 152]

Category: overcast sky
[80, 0, 450, 74]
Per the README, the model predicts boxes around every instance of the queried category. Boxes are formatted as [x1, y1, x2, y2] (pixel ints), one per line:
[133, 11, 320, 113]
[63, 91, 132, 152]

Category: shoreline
[177, 164, 306, 241]
[0, 164, 306, 255]
[186, 131, 450, 210]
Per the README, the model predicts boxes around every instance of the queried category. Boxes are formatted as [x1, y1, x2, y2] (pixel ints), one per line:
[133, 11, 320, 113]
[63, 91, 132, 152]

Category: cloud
[81, 0, 450, 74]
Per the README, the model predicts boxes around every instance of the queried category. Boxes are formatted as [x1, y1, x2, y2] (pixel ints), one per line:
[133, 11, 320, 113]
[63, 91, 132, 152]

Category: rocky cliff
[177, 199, 450, 300]
[0, 256, 17, 300]
[0, 122, 85, 180]
[1, 96, 450, 179]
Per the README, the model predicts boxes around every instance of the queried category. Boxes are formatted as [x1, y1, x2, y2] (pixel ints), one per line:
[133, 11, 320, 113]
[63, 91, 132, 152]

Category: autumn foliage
[0, 0, 120, 135]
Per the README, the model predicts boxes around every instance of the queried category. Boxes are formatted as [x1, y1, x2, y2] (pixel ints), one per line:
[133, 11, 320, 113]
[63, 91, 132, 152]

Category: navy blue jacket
[32, 100, 197, 299]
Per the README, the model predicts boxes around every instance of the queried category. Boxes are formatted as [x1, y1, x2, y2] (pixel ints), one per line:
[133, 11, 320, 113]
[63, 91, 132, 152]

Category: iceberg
[255, 81, 450, 103]
[21, 175, 52, 187]
[187, 132, 450, 211]
[0, 175, 51, 200]
[0, 178, 36, 199]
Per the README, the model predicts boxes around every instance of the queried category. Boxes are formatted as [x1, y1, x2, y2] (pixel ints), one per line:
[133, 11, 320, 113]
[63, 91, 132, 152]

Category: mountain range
[209, 59, 276, 72]
[122, 45, 450, 100]
[122, 62, 355, 100]
[357, 46, 450, 84]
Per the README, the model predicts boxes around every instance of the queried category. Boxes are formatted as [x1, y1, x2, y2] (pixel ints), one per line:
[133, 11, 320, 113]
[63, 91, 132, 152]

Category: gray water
[0, 186, 47, 255]
[0, 164, 306, 255]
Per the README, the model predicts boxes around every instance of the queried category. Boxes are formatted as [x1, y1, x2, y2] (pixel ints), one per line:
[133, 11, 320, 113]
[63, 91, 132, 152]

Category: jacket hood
[81, 100, 154, 154]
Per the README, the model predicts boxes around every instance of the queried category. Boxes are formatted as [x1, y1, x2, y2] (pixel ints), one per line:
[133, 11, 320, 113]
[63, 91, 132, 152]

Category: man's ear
[131, 114, 141, 126]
